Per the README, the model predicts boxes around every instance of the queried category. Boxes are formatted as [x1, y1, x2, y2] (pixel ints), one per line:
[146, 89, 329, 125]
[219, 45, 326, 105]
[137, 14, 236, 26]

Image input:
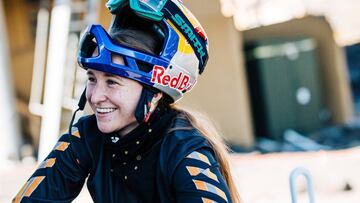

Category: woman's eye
[107, 79, 119, 86]
[88, 77, 96, 83]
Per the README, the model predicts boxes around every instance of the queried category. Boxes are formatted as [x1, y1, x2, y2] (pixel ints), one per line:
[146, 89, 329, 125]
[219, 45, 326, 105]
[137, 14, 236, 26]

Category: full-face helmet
[77, 0, 209, 103]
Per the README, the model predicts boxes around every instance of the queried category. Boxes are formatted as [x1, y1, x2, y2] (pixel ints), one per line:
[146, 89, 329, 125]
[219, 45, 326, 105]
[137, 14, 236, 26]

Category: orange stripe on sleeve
[13, 176, 45, 203]
[13, 182, 27, 203]
[185, 166, 219, 183]
[203, 169, 219, 182]
[192, 180, 228, 202]
[24, 176, 45, 197]
[38, 158, 56, 169]
[202, 197, 216, 203]
[198, 153, 210, 165]
[186, 151, 211, 165]
[72, 131, 81, 138]
[186, 166, 201, 176]
[54, 142, 70, 151]
[45, 158, 56, 168]
[71, 126, 80, 138]
[193, 179, 207, 191]
[215, 187, 228, 202]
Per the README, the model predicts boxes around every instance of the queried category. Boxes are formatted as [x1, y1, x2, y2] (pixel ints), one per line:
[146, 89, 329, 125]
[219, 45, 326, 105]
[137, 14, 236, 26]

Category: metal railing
[290, 167, 316, 203]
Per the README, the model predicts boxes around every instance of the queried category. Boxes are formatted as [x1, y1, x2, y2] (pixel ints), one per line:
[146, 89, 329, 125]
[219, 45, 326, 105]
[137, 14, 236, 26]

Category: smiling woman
[13, 0, 241, 203]
[86, 69, 143, 134]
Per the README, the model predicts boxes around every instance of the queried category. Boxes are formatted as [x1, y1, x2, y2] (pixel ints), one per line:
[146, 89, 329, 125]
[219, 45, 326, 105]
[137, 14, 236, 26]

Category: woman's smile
[96, 107, 118, 114]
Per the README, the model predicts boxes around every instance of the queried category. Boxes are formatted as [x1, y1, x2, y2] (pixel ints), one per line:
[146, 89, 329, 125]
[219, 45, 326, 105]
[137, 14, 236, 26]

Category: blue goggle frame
[78, 24, 171, 86]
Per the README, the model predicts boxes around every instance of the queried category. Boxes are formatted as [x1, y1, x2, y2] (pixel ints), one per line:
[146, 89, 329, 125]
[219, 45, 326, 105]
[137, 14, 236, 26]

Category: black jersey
[13, 108, 232, 203]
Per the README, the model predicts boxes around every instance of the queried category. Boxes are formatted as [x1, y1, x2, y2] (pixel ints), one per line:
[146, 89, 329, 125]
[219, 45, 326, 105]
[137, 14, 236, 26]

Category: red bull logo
[151, 65, 195, 92]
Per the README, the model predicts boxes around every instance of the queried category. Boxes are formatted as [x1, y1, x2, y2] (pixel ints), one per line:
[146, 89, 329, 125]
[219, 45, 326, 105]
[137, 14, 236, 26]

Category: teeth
[96, 108, 117, 113]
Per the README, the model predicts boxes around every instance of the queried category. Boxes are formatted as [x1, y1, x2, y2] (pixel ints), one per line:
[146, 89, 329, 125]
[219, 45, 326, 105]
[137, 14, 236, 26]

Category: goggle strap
[162, 0, 208, 74]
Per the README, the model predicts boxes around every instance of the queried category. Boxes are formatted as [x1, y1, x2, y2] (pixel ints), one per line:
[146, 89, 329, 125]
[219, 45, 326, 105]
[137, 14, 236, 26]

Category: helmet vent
[111, 53, 126, 66]
[110, 52, 153, 73]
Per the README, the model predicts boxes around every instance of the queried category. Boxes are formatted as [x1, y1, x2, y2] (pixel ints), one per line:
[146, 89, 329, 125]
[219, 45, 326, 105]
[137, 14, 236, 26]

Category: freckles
[85, 89, 92, 101]
[110, 89, 121, 98]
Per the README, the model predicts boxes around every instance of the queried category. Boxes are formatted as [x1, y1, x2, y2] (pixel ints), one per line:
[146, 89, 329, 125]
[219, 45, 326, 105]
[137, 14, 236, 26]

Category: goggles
[106, 0, 208, 74]
[107, 0, 168, 21]
[78, 24, 169, 86]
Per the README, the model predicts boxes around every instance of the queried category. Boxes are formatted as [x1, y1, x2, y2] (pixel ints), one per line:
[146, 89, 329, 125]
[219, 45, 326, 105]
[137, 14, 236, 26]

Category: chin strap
[135, 87, 160, 123]
[68, 88, 87, 134]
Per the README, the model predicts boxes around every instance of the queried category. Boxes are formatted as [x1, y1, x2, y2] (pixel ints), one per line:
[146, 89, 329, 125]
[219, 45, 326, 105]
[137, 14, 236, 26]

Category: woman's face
[85, 57, 143, 134]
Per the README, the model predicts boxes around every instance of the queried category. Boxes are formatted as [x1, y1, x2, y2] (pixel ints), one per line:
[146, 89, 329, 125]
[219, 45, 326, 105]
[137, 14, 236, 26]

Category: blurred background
[1, 0, 360, 202]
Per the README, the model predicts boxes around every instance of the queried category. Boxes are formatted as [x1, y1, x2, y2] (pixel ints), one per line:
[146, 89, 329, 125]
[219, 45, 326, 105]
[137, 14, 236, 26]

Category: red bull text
[151, 65, 195, 92]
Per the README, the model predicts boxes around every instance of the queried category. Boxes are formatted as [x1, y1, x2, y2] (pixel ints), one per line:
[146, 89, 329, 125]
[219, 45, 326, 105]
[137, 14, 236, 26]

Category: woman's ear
[152, 92, 163, 105]
[143, 92, 163, 122]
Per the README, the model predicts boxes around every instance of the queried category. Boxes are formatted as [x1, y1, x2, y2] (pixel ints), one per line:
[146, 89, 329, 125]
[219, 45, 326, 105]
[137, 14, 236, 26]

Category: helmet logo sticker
[195, 26, 207, 42]
[151, 65, 194, 92]
[171, 14, 206, 62]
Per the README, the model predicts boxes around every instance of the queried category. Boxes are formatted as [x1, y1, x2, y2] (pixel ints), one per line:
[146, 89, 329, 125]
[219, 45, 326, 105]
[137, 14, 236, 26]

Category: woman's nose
[89, 84, 107, 104]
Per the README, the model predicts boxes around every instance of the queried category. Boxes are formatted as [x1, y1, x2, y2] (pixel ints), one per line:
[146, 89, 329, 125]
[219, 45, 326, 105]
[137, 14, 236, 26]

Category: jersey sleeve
[13, 125, 90, 203]
[172, 148, 232, 203]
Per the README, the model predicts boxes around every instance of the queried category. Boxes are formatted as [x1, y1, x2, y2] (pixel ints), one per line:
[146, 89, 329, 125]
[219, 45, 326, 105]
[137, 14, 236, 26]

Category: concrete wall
[243, 16, 354, 124]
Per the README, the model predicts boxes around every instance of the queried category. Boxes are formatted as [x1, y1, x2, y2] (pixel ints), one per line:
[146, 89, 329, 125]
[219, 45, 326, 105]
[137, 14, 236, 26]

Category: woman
[14, 0, 241, 202]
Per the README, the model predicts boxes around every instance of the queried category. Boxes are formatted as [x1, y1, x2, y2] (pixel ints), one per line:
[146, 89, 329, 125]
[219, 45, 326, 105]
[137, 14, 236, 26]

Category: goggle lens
[107, 0, 167, 21]
[136, 0, 166, 13]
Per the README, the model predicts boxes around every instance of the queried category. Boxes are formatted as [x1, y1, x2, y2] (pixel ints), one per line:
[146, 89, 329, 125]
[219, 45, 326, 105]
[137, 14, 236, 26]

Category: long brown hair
[170, 105, 242, 203]
[110, 27, 242, 203]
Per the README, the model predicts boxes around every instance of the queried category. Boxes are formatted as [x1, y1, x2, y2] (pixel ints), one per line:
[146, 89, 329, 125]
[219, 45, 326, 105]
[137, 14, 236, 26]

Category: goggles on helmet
[107, 0, 167, 21]
[106, 0, 208, 74]
[78, 24, 170, 86]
